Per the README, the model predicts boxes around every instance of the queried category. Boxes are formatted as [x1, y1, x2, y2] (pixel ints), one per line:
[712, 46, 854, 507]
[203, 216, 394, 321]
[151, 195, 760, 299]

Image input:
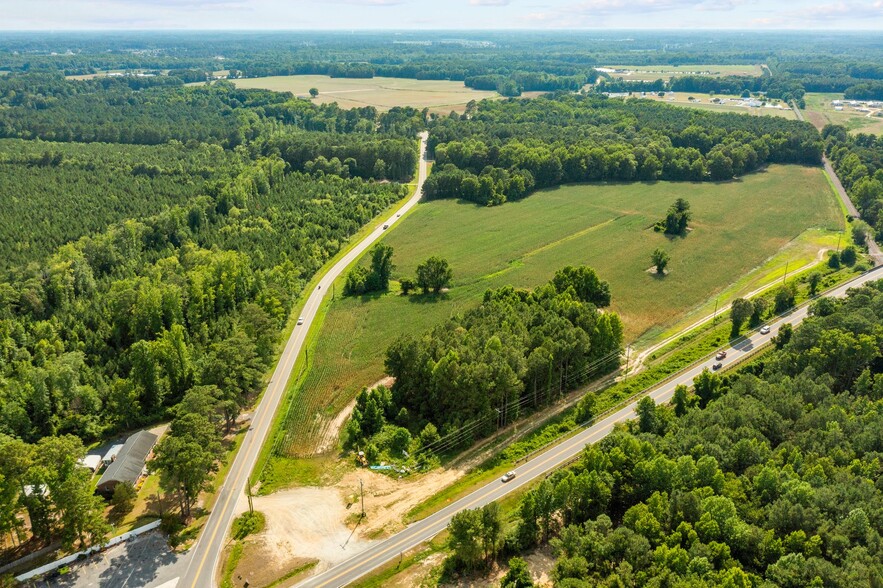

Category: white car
[501, 471, 516, 483]
[759, 325, 771, 335]
[297, 316, 305, 326]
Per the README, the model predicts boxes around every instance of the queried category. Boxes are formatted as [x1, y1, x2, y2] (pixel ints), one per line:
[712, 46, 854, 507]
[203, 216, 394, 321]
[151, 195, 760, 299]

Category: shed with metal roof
[95, 431, 158, 497]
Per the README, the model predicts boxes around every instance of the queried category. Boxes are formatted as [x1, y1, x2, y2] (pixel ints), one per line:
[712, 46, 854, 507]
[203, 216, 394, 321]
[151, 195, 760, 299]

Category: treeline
[424, 95, 822, 205]
[259, 130, 418, 182]
[368, 267, 621, 446]
[0, 138, 241, 268]
[0, 159, 405, 444]
[449, 280, 883, 586]
[0, 74, 424, 155]
[824, 126, 883, 235]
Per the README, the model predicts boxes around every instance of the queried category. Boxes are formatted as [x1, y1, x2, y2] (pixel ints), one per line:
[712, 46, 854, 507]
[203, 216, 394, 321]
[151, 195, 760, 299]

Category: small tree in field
[651, 248, 670, 274]
[416, 256, 453, 294]
[309, 87, 319, 98]
[399, 277, 416, 295]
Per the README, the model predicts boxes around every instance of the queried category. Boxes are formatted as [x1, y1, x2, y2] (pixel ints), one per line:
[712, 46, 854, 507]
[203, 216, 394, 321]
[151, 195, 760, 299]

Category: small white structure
[102, 444, 124, 466]
[79, 454, 102, 473]
[832, 100, 843, 106]
[834, 106, 844, 111]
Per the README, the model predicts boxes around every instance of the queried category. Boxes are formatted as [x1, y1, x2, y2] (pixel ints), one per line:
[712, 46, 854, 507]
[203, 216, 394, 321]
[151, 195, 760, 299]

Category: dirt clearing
[244, 465, 464, 582]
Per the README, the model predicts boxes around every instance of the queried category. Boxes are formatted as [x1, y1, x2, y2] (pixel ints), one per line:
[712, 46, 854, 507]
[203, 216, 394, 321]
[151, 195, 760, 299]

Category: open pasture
[230, 75, 498, 113]
[283, 164, 842, 455]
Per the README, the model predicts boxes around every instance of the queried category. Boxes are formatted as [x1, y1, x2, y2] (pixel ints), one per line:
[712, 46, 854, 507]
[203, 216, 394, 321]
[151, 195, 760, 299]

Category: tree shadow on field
[357, 290, 388, 304]
[407, 292, 451, 304]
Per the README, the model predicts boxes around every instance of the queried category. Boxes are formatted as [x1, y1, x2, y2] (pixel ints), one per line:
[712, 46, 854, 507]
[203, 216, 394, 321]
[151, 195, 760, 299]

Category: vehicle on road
[715, 350, 727, 360]
[501, 471, 516, 483]
[712, 362, 723, 371]
[383, 224, 389, 230]
[297, 316, 304, 325]
[760, 325, 771, 335]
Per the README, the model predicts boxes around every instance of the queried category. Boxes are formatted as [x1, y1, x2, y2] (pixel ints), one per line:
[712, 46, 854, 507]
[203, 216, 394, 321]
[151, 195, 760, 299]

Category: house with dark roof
[95, 431, 158, 497]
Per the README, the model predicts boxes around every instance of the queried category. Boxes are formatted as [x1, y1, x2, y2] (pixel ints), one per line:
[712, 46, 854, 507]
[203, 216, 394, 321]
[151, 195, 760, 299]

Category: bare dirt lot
[237, 465, 464, 583]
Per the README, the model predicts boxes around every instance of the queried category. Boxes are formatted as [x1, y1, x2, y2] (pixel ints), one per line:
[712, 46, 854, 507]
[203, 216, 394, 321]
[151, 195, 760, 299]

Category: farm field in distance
[803, 92, 883, 134]
[601, 63, 765, 81]
[631, 91, 797, 119]
[278, 164, 843, 458]
[229, 75, 499, 112]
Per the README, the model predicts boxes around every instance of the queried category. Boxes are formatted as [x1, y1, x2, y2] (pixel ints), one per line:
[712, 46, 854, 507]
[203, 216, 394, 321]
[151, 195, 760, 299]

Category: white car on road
[760, 325, 771, 335]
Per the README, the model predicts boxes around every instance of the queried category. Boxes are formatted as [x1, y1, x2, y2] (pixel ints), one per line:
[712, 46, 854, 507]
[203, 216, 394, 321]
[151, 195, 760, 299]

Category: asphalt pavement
[295, 263, 883, 588]
[176, 132, 431, 588]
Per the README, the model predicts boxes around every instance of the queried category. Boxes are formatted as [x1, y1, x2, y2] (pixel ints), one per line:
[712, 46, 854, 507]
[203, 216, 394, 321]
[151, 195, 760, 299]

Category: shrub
[231, 511, 266, 540]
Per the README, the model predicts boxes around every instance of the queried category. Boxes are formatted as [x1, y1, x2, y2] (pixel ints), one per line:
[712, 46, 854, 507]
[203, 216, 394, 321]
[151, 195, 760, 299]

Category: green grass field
[803, 92, 883, 135]
[277, 164, 842, 456]
[229, 75, 498, 113]
[602, 64, 764, 81]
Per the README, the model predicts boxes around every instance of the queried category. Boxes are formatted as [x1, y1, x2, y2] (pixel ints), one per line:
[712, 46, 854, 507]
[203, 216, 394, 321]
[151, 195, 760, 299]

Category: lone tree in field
[416, 256, 453, 294]
[651, 248, 670, 274]
[309, 87, 319, 98]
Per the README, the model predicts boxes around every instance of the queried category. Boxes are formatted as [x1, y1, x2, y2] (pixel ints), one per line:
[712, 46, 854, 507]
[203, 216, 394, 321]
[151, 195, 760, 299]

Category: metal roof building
[95, 431, 158, 497]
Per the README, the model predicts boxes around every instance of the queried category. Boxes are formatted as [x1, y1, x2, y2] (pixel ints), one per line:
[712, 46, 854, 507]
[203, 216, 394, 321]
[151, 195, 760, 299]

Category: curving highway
[295, 263, 883, 588]
[178, 132, 429, 588]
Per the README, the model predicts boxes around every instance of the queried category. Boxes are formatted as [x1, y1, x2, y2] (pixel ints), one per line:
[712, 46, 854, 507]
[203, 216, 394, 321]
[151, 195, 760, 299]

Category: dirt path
[312, 376, 395, 456]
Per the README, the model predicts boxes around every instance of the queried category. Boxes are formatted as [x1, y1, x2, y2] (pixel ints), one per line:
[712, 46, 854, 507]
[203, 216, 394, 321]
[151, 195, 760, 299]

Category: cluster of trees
[0, 157, 405, 444]
[0, 434, 111, 551]
[150, 387, 226, 520]
[423, 95, 822, 204]
[260, 130, 418, 182]
[824, 126, 883, 238]
[382, 266, 622, 444]
[654, 198, 692, 235]
[345, 244, 394, 296]
[449, 280, 883, 586]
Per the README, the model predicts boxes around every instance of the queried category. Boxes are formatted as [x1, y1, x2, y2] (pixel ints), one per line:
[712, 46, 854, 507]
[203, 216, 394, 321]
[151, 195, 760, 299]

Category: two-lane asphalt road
[296, 263, 883, 588]
[178, 132, 430, 588]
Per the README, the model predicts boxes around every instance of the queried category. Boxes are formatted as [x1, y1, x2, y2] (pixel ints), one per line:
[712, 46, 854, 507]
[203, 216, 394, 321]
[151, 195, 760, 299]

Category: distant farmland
[600, 64, 765, 81]
[230, 75, 498, 113]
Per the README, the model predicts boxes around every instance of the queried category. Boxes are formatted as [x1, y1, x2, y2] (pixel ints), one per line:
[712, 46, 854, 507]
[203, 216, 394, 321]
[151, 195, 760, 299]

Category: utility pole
[247, 477, 254, 514]
[712, 297, 719, 324]
[359, 479, 365, 519]
[836, 233, 842, 254]
[783, 261, 789, 285]
[624, 345, 631, 380]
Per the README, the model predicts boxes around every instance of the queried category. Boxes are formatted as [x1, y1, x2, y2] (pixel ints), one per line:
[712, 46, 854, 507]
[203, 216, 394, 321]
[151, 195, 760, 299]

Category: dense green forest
[448, 281, 883, 586]
[0, 139, 241, 267]
[0, 159, 405, 442]
[423, 95, 822, 205]
[348, 267, 622, 454]
[0, 74, 422, 181]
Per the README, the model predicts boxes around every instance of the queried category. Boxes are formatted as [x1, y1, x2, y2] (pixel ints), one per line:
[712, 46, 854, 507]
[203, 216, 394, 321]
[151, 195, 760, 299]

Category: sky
[0, 0, 881, 31]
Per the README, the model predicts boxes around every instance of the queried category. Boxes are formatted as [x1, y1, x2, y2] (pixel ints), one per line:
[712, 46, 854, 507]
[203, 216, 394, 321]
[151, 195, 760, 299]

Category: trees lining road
[178, 132, 430, 588]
